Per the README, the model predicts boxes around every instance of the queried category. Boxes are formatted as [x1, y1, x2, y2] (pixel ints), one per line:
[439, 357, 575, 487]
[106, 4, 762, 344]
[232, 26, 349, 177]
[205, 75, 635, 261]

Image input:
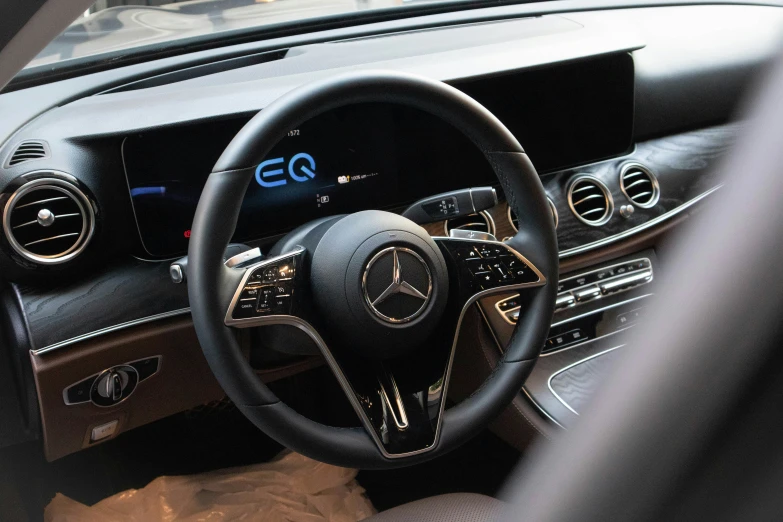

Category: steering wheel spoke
[327, 356, 450, 457]
[224, 246, 307, 327]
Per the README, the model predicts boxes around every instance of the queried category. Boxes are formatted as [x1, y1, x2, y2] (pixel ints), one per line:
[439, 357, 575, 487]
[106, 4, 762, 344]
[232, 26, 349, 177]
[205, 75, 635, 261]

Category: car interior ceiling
[1, 0, 783, 521]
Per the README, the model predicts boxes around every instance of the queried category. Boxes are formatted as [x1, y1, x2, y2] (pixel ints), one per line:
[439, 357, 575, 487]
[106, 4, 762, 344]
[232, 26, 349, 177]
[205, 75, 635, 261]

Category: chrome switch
[555, 293, 576, 310]
[574, 285, 601, 303]
[91, 365, 139, 407]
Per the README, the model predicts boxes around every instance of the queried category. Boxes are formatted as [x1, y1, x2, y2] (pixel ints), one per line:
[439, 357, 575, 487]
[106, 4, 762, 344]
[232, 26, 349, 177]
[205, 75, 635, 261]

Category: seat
[364, 493, 506, 522]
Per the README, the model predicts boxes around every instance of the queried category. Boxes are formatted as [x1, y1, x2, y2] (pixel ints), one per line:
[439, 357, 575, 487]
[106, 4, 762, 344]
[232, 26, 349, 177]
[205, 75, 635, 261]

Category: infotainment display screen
[123, 54, 634, 257]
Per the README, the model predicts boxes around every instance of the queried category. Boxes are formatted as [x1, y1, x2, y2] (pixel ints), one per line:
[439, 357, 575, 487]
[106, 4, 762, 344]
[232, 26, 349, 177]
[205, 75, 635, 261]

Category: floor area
[0, 368, 523, 521]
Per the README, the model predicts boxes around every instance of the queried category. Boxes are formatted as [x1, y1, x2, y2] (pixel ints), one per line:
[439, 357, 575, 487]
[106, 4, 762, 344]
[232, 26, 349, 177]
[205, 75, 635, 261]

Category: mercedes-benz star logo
[362, 247, 432, 324]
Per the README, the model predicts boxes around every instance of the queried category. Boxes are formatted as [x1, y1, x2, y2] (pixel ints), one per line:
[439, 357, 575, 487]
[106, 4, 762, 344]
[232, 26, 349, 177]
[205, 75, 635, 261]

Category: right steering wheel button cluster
[438, 239, 542, 293]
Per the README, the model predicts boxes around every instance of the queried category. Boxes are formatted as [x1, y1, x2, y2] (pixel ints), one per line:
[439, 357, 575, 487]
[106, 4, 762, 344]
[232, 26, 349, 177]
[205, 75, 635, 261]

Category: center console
[478, 249, 657, 429]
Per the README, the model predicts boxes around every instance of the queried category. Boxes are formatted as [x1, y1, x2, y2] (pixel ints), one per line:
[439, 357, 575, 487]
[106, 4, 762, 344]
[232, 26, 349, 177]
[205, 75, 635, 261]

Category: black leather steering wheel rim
[187, 70, 558, 469]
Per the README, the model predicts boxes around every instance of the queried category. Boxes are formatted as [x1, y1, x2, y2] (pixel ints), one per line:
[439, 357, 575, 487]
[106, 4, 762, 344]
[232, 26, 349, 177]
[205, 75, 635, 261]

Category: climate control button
[574, 285, 601, 302]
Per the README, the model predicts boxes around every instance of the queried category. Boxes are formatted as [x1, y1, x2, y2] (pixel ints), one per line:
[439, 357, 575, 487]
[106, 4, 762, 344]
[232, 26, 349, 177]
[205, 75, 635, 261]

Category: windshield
[27, 0, 447, 69]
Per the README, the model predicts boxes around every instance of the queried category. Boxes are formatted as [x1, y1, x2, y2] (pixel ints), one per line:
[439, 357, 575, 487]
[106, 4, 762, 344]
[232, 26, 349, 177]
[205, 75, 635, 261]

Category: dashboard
[1, 2, 782, 460]
[123, 54, 633, 258]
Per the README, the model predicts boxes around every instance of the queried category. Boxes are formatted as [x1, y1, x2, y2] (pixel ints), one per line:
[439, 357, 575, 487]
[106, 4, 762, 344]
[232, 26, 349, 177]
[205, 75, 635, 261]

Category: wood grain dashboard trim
[559, 184, 721, 257]
[23, 185, 716, 355]
[32, 307, 191, 355]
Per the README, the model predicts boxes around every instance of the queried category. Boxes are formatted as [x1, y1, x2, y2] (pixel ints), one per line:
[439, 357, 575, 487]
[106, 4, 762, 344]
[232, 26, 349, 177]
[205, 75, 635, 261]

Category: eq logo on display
[255, 153, 316, 188]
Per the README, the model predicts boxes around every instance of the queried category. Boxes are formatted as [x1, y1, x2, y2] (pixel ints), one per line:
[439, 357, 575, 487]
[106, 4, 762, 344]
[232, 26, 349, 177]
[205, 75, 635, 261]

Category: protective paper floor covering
[44, 451, 376, 522]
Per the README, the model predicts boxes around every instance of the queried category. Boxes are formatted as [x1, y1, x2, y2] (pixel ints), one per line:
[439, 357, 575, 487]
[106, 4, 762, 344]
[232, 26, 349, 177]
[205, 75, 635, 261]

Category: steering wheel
[187, 70, 558, 469]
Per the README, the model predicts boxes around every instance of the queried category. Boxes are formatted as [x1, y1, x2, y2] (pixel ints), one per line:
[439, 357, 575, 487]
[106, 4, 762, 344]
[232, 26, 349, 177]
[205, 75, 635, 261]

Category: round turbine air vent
[620, 163, 660, 208]
[508, 198, 558, 231]
[444, 211, 495, 236]
[568, 176, 613, 226]
[3, 178, 95, 264]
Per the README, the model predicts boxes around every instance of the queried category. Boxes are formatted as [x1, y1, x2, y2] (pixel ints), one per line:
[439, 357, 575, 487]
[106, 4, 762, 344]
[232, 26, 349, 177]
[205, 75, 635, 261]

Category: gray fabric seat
[364, 493, 506, 522]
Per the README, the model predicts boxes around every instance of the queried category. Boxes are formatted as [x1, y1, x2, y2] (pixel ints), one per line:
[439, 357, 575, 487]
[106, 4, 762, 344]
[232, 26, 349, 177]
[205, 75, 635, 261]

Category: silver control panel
[496, 258, 653, 324]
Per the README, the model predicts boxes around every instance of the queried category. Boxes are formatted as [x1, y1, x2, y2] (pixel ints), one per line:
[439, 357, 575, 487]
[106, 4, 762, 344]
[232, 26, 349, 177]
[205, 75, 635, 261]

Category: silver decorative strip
[546, 345, 625, 415]
[559, 185, 722, 258]
[31, 308, 191, 355]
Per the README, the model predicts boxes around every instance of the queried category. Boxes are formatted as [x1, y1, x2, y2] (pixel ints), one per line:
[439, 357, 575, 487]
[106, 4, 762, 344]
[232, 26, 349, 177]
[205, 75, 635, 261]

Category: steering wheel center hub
[309, 210, 449, 358]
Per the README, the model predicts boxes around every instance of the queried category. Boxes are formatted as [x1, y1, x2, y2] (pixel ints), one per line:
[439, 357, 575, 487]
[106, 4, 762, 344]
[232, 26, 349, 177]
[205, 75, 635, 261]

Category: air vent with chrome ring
[620, 163, 660, 208]
[567, 175, 613, 226]
[2, 177, 95, 264]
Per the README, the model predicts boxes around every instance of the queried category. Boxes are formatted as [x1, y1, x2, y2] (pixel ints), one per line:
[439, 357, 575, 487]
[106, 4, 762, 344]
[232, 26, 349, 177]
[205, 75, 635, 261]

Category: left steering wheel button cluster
[231, 254, 299, 320]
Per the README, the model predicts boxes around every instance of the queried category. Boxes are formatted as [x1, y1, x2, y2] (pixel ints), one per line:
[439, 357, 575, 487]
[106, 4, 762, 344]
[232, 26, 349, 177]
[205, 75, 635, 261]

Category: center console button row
[558, 258, 651, 292]
[617, 306, 647, 326]
[574, 285, 601, 303]
[555, 293, 576, 310]
[599, 269, 652, 295]
[545, 328, 586, 351]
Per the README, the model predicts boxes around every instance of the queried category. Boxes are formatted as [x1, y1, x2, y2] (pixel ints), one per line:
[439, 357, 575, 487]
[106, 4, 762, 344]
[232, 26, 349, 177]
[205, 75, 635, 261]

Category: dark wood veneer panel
[552, 124, 739, 252]
[18, 259, 188, 350]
